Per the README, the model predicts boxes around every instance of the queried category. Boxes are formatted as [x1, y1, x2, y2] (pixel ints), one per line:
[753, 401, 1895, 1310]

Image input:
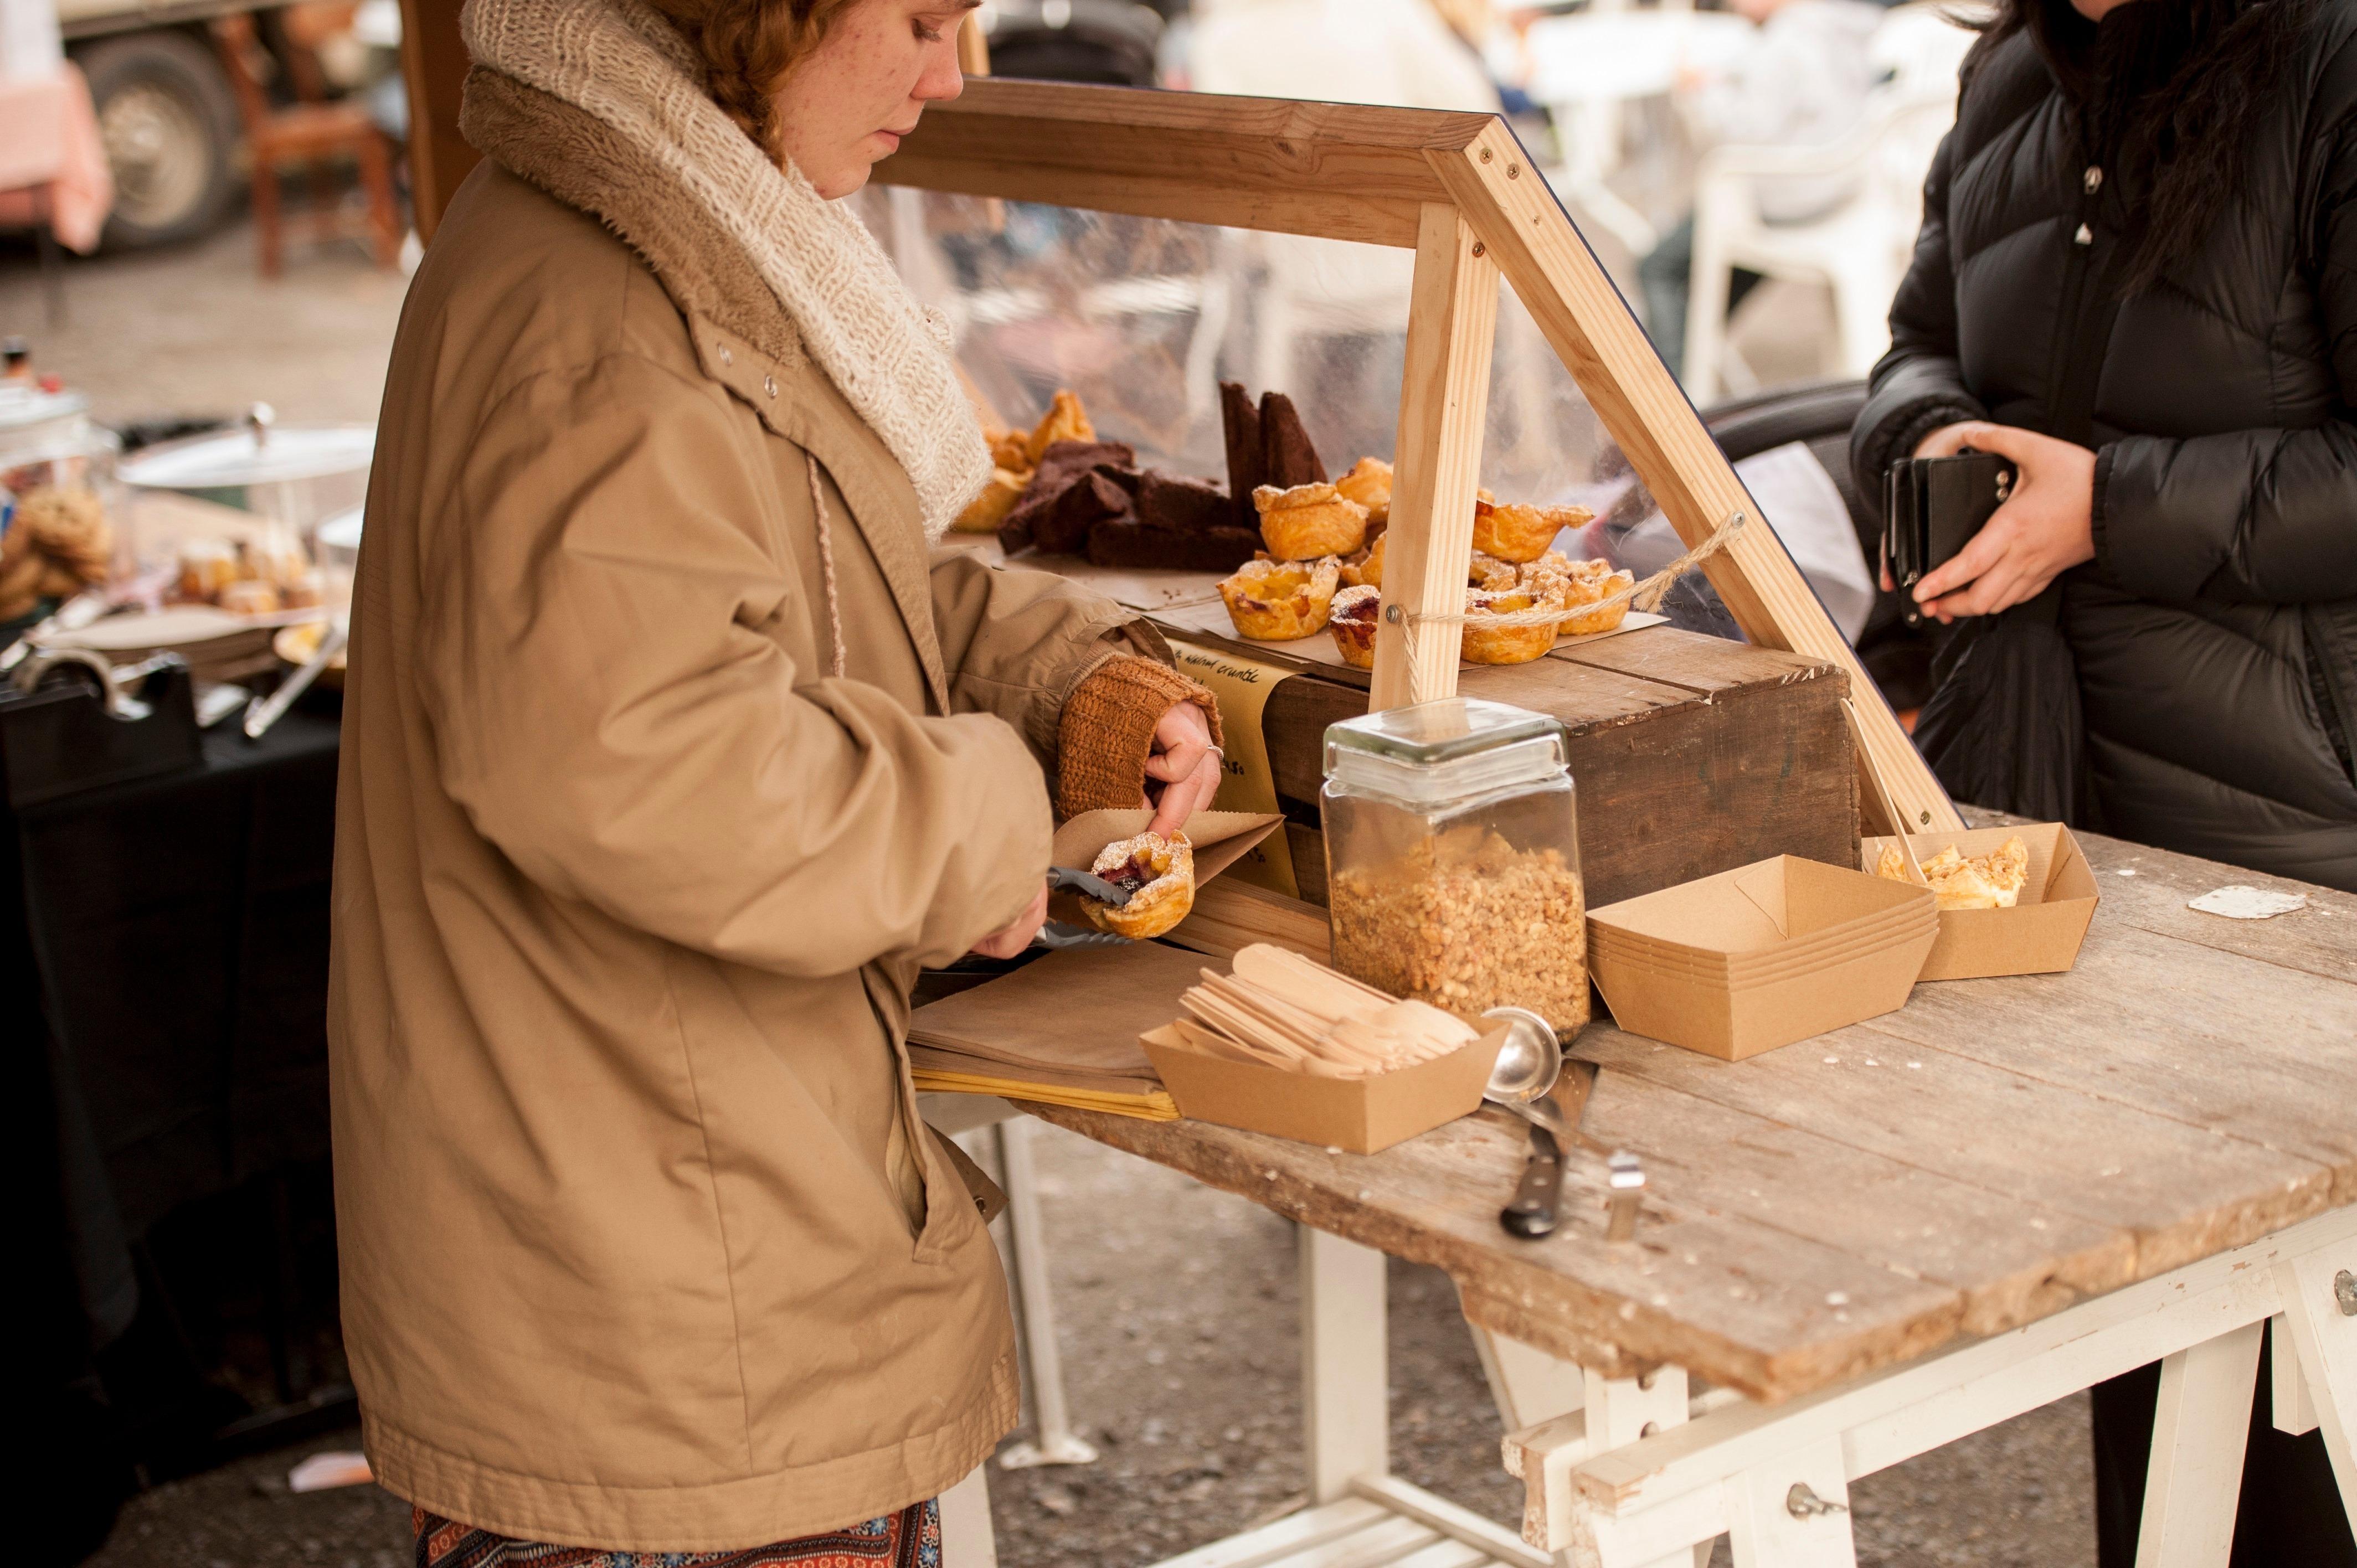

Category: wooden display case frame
[398, 31, 1957, 837]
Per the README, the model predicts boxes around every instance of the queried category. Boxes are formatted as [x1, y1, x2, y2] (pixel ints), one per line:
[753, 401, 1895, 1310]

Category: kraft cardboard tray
[1140, 1022, 1508, 1154]
[1587, 855, 1938, 1060]
[1588, 899, 1928, 979]
[1859, 822, 2099, 981]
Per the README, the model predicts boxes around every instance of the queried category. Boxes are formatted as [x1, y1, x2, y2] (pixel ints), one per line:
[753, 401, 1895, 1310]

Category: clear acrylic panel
[858, 184, 1764, 643]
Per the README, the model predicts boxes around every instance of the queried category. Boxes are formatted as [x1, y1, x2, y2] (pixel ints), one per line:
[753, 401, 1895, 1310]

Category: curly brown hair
[642, 0, 863, 167]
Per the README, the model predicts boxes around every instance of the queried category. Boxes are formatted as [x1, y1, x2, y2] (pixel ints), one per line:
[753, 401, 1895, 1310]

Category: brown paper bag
[1047, 807, 1282, 927]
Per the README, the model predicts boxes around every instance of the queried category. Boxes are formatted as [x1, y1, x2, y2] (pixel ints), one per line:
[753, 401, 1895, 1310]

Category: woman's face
[774, 0, 975, 198]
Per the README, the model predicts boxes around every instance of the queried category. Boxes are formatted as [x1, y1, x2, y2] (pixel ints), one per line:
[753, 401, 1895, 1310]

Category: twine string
[1397, 509, 1749, 631]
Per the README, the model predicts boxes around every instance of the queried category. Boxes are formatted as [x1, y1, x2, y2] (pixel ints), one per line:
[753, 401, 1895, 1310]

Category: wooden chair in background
[210, 8, 399, 277]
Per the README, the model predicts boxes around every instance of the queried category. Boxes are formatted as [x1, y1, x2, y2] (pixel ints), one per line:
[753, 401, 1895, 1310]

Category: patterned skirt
[413, 1501, 940, 1568]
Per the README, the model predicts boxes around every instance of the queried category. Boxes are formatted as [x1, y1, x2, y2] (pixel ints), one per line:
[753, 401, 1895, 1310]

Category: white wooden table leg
[2271, 1313, 2320, 1436]
[1586, 1369, 1694, 1452]
[2134, 1318, 2263, 1568]
[1471, 1325, 1587, 1431]
[1472, 1329, 1709, 1568]
[1725, 1437, 1855, 1568]
[938, 1465, 998, 1568]
[1303, 1225, 1389, 1502]
[992, 1118, 1098, 1468]
[1590, 1371, 1716, 1567]
[2273, 1244, 2357, 1509]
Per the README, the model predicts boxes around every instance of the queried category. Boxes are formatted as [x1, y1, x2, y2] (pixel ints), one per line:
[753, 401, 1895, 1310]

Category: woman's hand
[1898, 421, 2098, 623]
[969, 882, 1049, 960]
[1143, 700, 1223, 838]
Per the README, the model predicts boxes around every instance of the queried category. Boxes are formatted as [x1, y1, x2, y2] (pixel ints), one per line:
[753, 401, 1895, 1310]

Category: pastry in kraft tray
[1219, 555, 1341, 640]
[1080, 831, 1196, 938]
[1878, 835, 2031, 909]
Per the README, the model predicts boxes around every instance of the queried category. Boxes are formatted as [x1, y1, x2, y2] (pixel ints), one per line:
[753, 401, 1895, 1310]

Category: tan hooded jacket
[328, 64, 1167, 1551]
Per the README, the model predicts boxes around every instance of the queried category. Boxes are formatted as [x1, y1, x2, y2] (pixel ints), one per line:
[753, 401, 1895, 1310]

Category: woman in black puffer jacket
[1852, 0, 2357, 894]
[1856, 0, 2357, 1559]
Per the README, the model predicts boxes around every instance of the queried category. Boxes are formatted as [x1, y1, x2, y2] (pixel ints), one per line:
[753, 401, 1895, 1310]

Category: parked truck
[54, 0, 251, 247]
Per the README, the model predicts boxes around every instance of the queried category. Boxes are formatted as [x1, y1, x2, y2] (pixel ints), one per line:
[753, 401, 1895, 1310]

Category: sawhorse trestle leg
[1489, 1208, 2357, 1568]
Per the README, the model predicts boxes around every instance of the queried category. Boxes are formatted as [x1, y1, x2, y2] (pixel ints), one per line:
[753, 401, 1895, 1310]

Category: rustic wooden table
[1003, 820, 2357, 1568]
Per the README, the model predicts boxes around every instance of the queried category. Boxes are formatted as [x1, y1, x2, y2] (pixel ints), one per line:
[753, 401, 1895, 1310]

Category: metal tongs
[243, 615, 347, 739]
[1045, 864, 1134, 906]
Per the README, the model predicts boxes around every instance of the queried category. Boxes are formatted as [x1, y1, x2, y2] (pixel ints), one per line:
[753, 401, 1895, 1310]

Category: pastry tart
[1879, 836, 2031, 910]
[987, 428, 1032, 474]
[953, 467, 1030, 534]
[1469, 551, 1521, 591]
[1219, 556, 1341, 641]
[1567, 568, 1634, 636]
[1254, 482, 1370, 561]
[1084, 831, 1197, 938]
[1354, 532, 1386, 589]
[1327, 584, 1382, 669]
[1459, 585, 1560, 665]
[1470, 499, 1593, 564]
[1529, 558, 1634, 636]
[1025, 389, 1096, 465]
[1334, 457, 1394, 528]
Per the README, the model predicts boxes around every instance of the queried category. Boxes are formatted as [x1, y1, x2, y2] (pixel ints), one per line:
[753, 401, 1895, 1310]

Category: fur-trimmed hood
[455, 0, 988, 538]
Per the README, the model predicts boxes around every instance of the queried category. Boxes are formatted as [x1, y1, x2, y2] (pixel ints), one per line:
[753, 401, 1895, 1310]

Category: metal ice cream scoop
[1481, 1007, 1644, 1241]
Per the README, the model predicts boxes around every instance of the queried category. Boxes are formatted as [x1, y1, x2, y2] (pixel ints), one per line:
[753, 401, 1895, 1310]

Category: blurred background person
[1640, 0, 1883, 380]
[1187, 0, 1502, 110]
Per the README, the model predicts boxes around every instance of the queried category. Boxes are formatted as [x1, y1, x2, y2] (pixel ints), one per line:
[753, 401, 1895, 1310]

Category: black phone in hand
[1883, 451, 2016, 627]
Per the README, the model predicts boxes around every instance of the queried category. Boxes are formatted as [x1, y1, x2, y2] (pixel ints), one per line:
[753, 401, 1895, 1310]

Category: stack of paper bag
[1587, 856, 1938, 1060]
[908, 942, 1217, 1120]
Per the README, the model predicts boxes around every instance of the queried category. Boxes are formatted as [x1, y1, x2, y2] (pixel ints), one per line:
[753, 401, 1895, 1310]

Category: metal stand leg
[1303, 1226, 1388, 1503]
[938, 1465, 999, 1568]
[2134, 1319, 2262, 1568]
[36, 212, 66, 327]
[992, 1118, 1098, 1469]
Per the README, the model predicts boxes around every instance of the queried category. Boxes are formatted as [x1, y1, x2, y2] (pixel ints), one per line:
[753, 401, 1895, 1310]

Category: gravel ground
[981, 1125, 2096, 1568]
[17, 220, 2085, 1568]
[0, 222, 408, 429]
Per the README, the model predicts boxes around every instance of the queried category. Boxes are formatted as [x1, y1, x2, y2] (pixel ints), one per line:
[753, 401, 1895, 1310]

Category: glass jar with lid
[1322, 697, 1588, 1036]
[0, 384, 126, 626]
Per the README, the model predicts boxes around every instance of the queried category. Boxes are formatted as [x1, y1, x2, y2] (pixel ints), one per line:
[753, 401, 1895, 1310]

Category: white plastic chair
[1680, 6, 1976, 401]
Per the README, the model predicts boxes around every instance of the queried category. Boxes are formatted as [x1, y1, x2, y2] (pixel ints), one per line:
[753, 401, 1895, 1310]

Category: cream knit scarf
[460, 0, 988, 538]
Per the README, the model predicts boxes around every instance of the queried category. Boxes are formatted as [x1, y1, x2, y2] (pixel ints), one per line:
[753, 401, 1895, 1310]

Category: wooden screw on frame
[393, 23, 1957, 835]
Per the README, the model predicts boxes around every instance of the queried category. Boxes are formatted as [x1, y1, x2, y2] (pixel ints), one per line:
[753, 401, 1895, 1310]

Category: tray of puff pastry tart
[948, 382, 1660, 685]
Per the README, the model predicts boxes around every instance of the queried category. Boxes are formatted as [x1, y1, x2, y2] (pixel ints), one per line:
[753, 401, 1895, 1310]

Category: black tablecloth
[11, 707, 341, 1363]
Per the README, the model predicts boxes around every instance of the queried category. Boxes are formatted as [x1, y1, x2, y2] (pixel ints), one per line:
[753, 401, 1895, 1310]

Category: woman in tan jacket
[331, 1, 1224, 1562]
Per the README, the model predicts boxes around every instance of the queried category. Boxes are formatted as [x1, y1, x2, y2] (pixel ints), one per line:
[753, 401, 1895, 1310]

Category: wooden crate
[1242, 625, 1857, 909]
